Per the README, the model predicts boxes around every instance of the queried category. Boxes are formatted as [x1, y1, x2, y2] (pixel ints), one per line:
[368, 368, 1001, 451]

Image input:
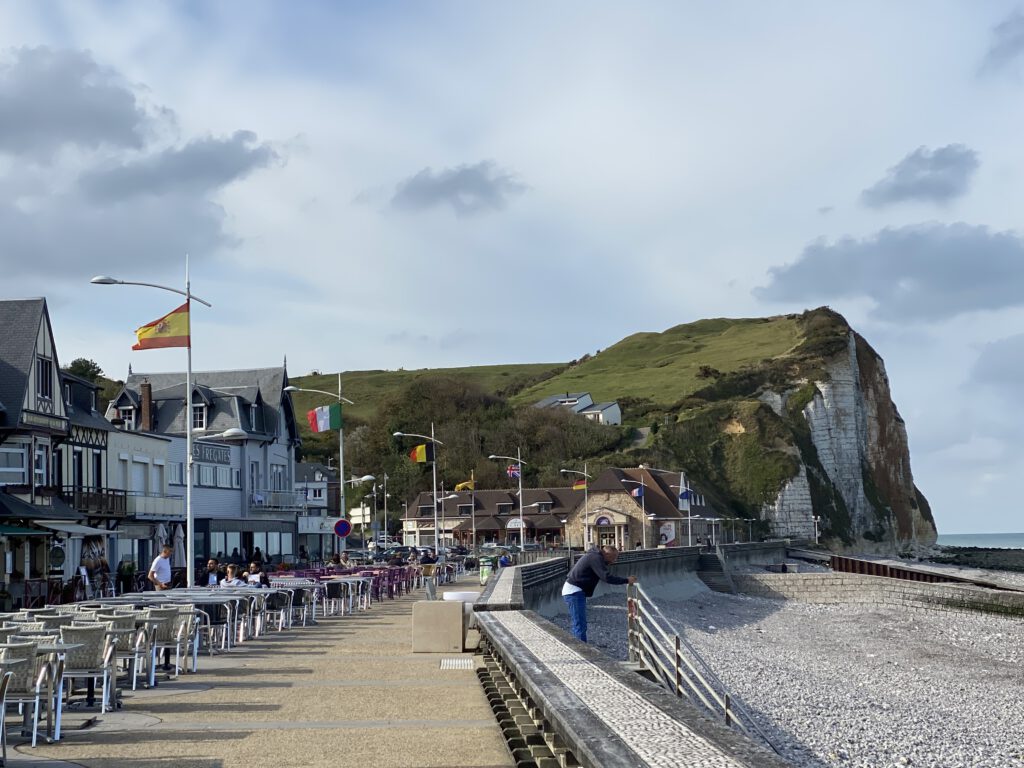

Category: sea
[936, 532, 1024, 549]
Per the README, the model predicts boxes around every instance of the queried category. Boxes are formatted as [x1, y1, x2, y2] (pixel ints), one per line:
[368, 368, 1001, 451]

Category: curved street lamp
[560, 464, 591, 549]
[393, 426, 444, 553]
[91, 266, 212, 588]
[489, 448, 527, 547]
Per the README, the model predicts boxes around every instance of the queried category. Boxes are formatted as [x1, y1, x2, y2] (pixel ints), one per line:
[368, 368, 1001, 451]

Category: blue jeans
[563, 592, 587, 642]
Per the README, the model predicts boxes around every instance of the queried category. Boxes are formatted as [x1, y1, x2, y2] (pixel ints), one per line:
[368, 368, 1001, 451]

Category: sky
[2, 1, 1023, 534]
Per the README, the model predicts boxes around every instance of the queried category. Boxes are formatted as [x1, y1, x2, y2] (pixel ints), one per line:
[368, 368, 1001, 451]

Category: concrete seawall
[734, 573, 1024, 617]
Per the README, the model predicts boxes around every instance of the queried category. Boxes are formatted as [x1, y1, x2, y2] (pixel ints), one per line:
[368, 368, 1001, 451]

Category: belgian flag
[408, 443, 435, 463]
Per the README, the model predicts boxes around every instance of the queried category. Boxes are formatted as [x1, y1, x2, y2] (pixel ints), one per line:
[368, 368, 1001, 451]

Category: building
[294, 462, 341, 559]
[106, 366, 300, 568]
[533, 392, 622, 426]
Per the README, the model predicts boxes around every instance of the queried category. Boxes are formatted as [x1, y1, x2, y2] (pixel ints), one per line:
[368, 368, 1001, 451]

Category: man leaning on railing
[561, 545, 637, 643]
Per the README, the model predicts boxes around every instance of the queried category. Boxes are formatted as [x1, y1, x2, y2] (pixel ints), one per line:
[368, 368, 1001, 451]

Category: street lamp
[559, 517, 569, 555]
[284, 378, 355, 542]
[619, 477, 648, 549]
[343, 474, 375, 548]
[393, 427, 444, 552]
[91, 266, 212, 589]
[489, 448, 527, 547]
[559, 464, 591, 549]
[437, 492, 458, 551]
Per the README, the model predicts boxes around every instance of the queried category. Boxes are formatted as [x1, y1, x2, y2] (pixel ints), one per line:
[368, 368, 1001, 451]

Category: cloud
[970, 334, 1024, 394]
[390, 160, 526, 217]
[860, 144, 978, 207]
[0, 46, 157, 161]
[80, 130, 278, 201]
[981, 9, 1024, 74]
[755, 222, 1024, 321]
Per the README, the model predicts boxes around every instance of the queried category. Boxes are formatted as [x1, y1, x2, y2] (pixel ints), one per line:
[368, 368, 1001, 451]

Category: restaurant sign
[192, 443, 230, 465]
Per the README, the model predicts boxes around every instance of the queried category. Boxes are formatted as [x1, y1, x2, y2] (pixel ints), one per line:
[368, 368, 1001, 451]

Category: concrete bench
[476, 609, 790, 768]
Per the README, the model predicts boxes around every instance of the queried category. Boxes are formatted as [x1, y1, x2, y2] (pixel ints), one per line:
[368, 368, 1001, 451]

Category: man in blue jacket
[562, 545, 637, 643]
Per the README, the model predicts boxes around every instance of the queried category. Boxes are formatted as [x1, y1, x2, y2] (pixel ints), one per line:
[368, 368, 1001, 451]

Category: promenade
[18, 579, 512, 768]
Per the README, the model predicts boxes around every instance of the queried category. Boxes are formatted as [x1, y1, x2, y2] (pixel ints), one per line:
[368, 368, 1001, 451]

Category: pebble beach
[554, 566, 1024, 768]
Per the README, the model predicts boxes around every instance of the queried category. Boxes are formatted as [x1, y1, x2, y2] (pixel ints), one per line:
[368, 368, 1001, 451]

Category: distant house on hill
[533, 391, 622, 426]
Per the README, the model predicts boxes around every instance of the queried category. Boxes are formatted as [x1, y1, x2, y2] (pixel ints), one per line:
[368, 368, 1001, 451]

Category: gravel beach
[553, 584, 1024, 768]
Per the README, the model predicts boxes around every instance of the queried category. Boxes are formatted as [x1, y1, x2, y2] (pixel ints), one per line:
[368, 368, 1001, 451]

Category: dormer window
[418, 505, 433, 518]
[90, 390, 97, 411]
[118, 407, 136, 430]
[64, 383, 72, 405]
[497, 503, 512, 516]
[250, 404, 259, 430]
[458, 504, 472, 516]
[36, 357, 53, 400]
[192, 404, 207, 431]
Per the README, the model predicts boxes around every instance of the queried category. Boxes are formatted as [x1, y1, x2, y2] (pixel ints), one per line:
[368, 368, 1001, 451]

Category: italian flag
[307, 403, 342, 433]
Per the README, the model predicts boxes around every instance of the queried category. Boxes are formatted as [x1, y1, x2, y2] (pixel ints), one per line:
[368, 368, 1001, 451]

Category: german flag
[572, 479, 586, 491]
[132, 302, 190, 350]
[408, 443, 434, 463]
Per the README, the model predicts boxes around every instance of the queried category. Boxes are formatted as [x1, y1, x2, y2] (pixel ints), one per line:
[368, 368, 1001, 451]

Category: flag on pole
[572, 479, 587, 491]
[630, 486, 644, 498]
[132, 302, 190, 350]
[408, 444, 434, 463]
[678, 489, 691, 501]
[455, 480, 475, 491]
[306, 403, 342, 433]
[506, 464, 521, 479]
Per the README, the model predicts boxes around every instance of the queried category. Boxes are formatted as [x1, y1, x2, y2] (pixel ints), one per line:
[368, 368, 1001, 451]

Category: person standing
[148, 545, 174, 591]
[561, 546, 637, 643]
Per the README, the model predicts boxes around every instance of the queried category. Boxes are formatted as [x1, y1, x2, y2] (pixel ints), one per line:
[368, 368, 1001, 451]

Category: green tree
[64, 358, 103, 382]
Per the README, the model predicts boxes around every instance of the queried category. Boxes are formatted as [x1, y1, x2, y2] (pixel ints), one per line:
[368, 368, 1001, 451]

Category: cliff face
[763, 332, 935, 551]
[659, 308, 935, 554]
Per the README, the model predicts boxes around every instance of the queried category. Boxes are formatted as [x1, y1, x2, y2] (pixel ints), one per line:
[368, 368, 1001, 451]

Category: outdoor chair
[420, 564, 438, 600]
[146, 607, 189, 682]
[39, 615, 76, 632]
[59, 624, 114, 721]
[0, 670, 11, 765]
[0, 640, 49, 748]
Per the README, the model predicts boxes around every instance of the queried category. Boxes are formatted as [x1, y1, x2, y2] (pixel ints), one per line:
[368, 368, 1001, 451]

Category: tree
[64, 358, 103, 382]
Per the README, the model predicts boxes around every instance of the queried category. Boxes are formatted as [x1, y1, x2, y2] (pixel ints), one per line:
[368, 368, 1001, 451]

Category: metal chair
[0, 641, 49, 748]
[59, 625, 115, 715]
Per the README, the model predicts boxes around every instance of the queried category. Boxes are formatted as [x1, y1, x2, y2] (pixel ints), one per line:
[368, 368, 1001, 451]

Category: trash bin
[478, 556, 495, 586]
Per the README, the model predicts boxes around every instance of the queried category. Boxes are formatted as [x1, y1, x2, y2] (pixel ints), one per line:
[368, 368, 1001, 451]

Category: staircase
[697, 553, 734, 594]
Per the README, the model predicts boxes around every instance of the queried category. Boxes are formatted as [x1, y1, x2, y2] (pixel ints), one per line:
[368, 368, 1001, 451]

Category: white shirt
[203, 571, 219, 586]
[149, 554, 171, 585]
[561, 581, 583, 596]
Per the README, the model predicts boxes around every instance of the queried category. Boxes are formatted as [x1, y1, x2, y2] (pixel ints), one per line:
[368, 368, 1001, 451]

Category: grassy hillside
[289, 363, 563, 424]
[511, 316, 803, 410]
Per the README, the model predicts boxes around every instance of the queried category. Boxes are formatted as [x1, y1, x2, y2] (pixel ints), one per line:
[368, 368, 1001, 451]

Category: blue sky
[2, 2, 1024, 533]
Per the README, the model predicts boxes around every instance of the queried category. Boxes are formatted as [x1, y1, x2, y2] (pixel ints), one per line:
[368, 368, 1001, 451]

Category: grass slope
[511, 315, 803, 409]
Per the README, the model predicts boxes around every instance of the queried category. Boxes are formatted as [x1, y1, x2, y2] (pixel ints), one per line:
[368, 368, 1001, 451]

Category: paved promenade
[18, 579, 512, 768]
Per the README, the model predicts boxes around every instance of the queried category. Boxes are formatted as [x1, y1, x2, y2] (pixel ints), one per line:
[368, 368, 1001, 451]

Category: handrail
[626, 583, 780, 754]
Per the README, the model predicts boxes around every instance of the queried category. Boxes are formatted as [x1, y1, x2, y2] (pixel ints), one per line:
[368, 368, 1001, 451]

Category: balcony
[59, 486, 127, 517]
[125, 492, 184, 519]
[249, 489, 306, 514]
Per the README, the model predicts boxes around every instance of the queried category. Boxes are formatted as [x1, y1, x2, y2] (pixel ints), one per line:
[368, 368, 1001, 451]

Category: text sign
[334, 519, 352, 538]
[192, 443, 231, 465]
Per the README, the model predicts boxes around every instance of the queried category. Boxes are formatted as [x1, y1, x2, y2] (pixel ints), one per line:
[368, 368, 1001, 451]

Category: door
[73, 449, 84, 489]
[598, 527, 616, 548]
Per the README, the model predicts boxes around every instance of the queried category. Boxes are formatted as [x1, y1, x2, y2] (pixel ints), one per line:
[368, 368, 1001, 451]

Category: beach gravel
[555, 588, 1024, 768]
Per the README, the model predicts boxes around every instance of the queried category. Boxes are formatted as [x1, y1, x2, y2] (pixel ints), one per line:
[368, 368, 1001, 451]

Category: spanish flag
[572, 479, 587, 491]
[133, 302, 190, 350]
[455, 480, 474, 491]
[408, 443, 434, 463]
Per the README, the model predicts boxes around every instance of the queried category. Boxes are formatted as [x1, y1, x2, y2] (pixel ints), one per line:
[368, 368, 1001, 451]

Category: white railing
[125, 493, 184, 518]
[249, 489, 305, 511]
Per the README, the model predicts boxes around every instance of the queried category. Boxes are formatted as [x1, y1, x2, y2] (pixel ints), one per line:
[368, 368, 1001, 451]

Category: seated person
[387, 553, 406, 567]
[197, 558, 222, 587]
[498, 551, 513, 567]
[245, 561, 271, 587]
[328, 553, 342, 566]
[219, 564, 245, 587]
[406, 550, 420, 565]
[419, 549, 437, 565]
[338, 552, 352, 568]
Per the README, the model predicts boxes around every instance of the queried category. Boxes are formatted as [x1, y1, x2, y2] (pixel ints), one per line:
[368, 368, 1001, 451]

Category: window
[169, 462, 184, 486]
[199, 465, 215, 487]
[250, 404, 259, 430]
[192, 404, 207, 431]
[36, 357, 53, 399]
[118, 407, 135, 430]
[270, 464, 285, 491]
[417, 505, 433, 518]
[497, 503, 512, 516]
[151, 464, 164, 493]
[311, 488, 324, 500]
[0, 446, 27, 485]
[34, 446, 49, 487]
[90, 390, 97, 411]
[64, 383, 72, 405]
[232, 468, 241, 488]
[216, 467, 231, 488]
[458, 504, 472, 516]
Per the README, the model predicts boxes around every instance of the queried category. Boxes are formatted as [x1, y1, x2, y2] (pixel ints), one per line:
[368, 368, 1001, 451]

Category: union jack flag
[507, 464, 521, 479]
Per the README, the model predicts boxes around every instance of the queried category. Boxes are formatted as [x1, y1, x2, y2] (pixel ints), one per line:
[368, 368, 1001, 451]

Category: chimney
[140, 380, 153, 432]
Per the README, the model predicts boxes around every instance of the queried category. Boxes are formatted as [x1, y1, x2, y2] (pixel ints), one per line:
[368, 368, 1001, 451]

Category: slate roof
[405, 487, 583, 520]
[295, 462, 338, 483]
[60, 372, 114, 433]
[109, 367, 298, 442]
[0, 299, 46, 429]
[580, 401, 618, 413]
[589, 467, 707, 519]
[534, 392, 591, 409]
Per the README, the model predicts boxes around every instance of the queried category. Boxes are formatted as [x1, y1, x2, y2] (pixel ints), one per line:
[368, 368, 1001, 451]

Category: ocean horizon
[936, 532, 1024, 549]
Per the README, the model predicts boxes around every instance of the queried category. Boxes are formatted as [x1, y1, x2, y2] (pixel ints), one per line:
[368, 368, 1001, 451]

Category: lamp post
[344, 474, 375, 547]
[393, 426, 443, 552]
[559, 463, 590, 550]
[91, 266, 212, 589]
[284, 378, 354, 550]
[489, 448, 526, 547]
[436, 493, 458, 551]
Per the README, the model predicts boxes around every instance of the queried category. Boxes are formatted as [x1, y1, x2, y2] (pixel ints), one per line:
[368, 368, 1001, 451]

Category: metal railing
[626, 583, 780, 754]
[59, 485, 128, 515]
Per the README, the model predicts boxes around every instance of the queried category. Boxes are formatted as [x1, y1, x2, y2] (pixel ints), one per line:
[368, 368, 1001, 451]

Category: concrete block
[412, 600, 466, 653]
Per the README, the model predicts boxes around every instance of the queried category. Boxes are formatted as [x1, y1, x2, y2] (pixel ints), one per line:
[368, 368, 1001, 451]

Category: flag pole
[471, 469, 476, 552]
[185, 254, 195, 589]
[584, 460, 589, 550]
[337, 372, 345, 554]
[431, 422, 438, 555]
[517, 446, 524, 548]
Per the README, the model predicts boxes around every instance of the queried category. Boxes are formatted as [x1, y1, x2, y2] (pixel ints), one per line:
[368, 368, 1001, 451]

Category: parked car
[373, 546, 414, 562]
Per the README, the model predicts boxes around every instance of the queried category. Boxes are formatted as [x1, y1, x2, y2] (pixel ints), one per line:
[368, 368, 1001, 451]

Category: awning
[0, 524, 50, 536]
[35, 521, 111, 537]
[0, 493, 78, 520]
